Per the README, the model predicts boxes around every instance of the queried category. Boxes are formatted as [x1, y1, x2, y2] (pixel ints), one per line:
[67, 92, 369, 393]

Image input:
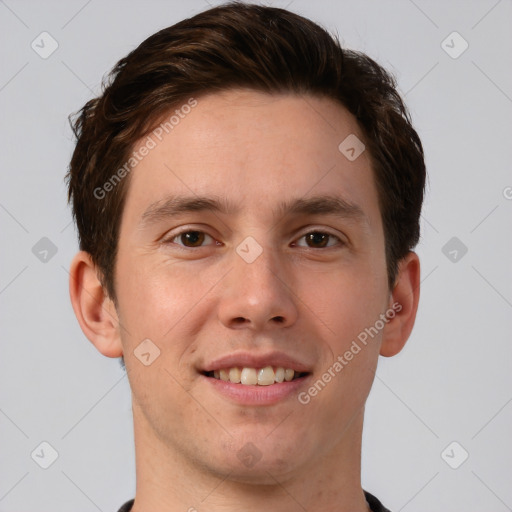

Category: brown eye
[294, 231, 341, 249]
[305, 232, 329, 248]
[174, 231, 208, 247]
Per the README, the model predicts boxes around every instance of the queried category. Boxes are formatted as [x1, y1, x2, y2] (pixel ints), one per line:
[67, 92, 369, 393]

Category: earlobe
[380, 251, 421, 357]
[68, 251, 123, 358]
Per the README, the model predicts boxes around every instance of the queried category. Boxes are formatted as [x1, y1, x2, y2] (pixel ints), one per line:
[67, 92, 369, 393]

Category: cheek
[116, 258, 211, 422]
[312, 264, 387, 411]
[115, 254, 213, 343]
[302, 264, 388, 348]
[300, 275, 384, 421]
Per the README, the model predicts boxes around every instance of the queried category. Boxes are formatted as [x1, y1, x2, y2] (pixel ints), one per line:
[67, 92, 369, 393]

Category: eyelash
[164, 229, 344, 250]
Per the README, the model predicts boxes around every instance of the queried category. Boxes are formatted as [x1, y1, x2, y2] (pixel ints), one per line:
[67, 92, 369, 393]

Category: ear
[68, 251, 123, 358]
[380, 251, 420, 357]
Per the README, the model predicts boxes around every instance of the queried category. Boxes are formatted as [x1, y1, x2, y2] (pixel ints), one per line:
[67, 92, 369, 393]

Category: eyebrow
[139, 194, 367, 229]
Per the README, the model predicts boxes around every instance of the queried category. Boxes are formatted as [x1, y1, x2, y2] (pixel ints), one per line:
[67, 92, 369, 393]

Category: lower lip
[201, 374, 310, 405]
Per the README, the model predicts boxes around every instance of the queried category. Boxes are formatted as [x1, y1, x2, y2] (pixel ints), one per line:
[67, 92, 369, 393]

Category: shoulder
[364, 490, 392, 512]
[116, 499, 134, 512]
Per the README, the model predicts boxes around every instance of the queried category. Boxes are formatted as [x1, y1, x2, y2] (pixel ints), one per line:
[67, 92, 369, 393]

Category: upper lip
[201, 351, 313, 373]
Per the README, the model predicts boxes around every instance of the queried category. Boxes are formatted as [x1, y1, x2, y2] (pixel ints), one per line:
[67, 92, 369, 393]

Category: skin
[69, 89, 420, 512]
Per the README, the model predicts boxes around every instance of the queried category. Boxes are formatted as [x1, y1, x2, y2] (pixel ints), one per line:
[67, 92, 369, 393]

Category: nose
[217, 243, 299, 331]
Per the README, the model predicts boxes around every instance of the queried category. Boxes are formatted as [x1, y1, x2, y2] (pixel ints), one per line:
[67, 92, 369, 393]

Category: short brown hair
[66, 1, 425, 302]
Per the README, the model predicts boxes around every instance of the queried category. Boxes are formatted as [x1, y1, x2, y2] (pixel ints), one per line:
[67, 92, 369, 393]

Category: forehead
[120, 89, 380, 229]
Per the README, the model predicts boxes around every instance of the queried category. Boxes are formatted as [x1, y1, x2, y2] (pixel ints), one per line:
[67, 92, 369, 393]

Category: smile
[205, 366, 308, 385]
[199, 351, 313, 404]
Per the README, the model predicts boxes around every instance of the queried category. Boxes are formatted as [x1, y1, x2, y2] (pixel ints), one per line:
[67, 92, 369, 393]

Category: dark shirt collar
[117, 491, 390, 512]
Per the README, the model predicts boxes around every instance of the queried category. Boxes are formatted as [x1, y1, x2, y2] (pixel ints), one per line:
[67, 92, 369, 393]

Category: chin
[204, 431, 311, 483]
[219, 455, 300, 485]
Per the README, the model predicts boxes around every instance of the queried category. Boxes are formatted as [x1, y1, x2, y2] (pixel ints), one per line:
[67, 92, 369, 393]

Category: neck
[130, 405, 370, 512]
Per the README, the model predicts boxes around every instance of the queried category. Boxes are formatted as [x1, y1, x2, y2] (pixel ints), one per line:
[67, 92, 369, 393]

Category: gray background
[1, 0, 511, 511]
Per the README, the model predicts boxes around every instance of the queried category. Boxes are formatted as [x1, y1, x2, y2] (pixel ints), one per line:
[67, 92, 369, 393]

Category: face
[114, 89, 391, 481]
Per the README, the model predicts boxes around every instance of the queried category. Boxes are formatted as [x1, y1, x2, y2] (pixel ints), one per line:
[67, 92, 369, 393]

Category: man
[66, 2, 425, 511]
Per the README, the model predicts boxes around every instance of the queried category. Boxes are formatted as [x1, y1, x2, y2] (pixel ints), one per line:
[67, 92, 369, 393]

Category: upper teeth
[213, 366, 296, 385]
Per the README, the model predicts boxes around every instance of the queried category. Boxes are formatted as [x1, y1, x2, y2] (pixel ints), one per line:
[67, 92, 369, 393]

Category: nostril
[272, 316, 285, 323]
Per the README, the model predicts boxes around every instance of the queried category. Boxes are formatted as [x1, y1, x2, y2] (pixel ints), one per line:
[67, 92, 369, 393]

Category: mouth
[199, 352, 313, 405]
[202, 366, 310, 385]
